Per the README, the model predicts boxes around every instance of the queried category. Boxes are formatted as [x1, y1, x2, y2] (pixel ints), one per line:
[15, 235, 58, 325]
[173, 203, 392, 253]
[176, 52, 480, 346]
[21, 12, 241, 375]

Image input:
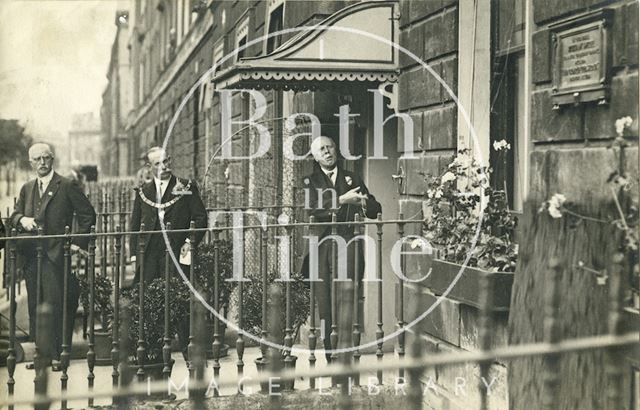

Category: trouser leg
[312, 243, 333, 362]
[41, 259, 63, 359]
[23, 259, 37, 341]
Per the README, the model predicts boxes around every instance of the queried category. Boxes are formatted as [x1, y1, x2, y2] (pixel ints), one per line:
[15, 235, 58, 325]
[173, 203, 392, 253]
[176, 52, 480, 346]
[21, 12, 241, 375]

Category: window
[138, 61, 145, 104]
[212, 42, 224, 74]
[235, 17, 249, 62]
[266, 4, 284, 54]
[490, 0, 527, 212]
[183, 0, 191, 37]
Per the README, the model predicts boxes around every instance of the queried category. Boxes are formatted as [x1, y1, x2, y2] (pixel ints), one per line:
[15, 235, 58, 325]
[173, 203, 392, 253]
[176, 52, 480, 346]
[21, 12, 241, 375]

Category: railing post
[397, 212, 406, 380]
[330, 212, 339, 374]
[282, 216, 294, 390]
[407, 300, 424, 410]
[60, 226, 71, 410]
[352, 214, 361, 386]
[267, 284, 284, 405]
[118, 189, 127, 285]
[87, 227, 96, 407]
[33, 227, 44, 385]
[117, 299, 133, 408]
[478, 268, 495, 410]
[163, 222, 173, 391]
[236, 212, 245, 389]
[190, 300, 206, 406]
[606, 251, 626, 410]
[7, 229, 16, 410]
[542, 257, 562, 409]
[111, 225, 121, 394]
[109, 191, 116, 281]
[260, 204, 269, 364]
[101, 189, 108, 277]
[34, 302, 53, 410]
[136, 223, 147, 384]
[211, 228, 221, 396]
[376, 213, 384, 384]
[308, 215, 317, 389]
[188, 220, 197, 380]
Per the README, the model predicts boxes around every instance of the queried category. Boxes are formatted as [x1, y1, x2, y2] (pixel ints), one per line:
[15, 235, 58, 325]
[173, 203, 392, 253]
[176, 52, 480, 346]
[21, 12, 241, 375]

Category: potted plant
[78, 273, 114, 365]
[118, 239, 236, 378]
[240, 269, 309, 391]
[120, 276, 191, 380]
[420, 145, 518, 310]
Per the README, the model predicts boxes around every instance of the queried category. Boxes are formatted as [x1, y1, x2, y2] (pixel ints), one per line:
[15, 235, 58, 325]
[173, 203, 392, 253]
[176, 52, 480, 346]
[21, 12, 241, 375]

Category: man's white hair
[146, 146, 167, 162]
[28, 142, 54, 158]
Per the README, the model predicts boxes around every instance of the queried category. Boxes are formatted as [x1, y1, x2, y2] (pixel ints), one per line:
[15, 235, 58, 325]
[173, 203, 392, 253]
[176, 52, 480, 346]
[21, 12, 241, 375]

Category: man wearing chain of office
[130, 146, 207, 284]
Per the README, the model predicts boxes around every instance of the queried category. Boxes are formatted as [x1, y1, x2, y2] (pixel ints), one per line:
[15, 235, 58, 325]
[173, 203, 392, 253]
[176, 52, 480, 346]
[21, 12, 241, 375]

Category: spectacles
[30, 155, 53, 163]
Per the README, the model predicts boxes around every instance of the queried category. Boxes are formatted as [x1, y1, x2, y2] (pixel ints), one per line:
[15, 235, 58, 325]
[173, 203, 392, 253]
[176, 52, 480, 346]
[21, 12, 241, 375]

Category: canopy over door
[214, 1, 399, 91]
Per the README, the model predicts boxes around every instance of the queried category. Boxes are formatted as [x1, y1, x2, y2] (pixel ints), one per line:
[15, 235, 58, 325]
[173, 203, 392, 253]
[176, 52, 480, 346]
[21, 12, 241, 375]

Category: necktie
[327, 171, 334, 185]
[39, 180, 44, 196]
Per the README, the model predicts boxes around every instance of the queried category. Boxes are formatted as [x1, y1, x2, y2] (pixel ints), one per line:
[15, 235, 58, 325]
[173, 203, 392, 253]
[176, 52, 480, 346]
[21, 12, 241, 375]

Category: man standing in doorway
[11, 143, 96, 369]
[301, 136, 382, 361]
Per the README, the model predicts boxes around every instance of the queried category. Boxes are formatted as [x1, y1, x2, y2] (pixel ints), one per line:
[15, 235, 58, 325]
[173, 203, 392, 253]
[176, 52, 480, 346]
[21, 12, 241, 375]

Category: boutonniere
[48, 191, 53, 196]
[345, 176, 353, 186]
[171, 179, 192, 195]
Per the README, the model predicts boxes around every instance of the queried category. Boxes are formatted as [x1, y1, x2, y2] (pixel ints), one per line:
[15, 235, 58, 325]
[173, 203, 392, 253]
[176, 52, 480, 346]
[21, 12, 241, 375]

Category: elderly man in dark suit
[11, 142, 96, 369]
[129, 146, 207, 359]
[130, 146, 207, 283]
[302, 136, 382, 361]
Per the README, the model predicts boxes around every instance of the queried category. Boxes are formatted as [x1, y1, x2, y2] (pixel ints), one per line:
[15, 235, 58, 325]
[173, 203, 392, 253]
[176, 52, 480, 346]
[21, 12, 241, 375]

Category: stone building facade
[101, 9, 134, 177]
[103, 0, 637, 408]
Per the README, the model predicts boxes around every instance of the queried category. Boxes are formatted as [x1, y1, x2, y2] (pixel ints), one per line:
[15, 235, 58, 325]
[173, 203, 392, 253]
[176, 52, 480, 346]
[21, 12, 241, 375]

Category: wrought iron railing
[1, 209, 637, 409]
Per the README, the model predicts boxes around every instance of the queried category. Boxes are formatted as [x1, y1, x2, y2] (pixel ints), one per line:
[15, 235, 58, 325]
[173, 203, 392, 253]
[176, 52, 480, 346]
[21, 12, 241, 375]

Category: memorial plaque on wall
[550, 9, 612, 108]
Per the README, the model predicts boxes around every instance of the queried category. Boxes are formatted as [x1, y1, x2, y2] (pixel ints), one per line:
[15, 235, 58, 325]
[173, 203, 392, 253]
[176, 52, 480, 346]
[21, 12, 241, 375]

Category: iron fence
[1, 206, 638, 409]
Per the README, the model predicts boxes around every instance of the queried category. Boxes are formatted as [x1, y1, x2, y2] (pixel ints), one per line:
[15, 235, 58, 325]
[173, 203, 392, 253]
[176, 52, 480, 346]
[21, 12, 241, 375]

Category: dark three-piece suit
[130, 175, 207, 283]
[300, 164, 382, 358]
[10, 172, 96, 359]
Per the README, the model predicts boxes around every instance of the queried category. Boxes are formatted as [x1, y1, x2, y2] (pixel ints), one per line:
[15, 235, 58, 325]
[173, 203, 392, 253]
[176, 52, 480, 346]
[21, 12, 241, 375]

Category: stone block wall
[508, 0, 638, 408]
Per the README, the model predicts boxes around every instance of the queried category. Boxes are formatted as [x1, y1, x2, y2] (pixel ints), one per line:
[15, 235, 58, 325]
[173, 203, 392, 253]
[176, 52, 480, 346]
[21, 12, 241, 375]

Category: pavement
[3, 342, 404, 409]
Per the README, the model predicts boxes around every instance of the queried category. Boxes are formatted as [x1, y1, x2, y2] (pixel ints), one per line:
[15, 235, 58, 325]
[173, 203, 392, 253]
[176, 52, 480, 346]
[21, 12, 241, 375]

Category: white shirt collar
[153, 176, 170, 196]
[37, 170, 54, 191]
[321, 167, 338, 185]
[321, 167, 337, 176]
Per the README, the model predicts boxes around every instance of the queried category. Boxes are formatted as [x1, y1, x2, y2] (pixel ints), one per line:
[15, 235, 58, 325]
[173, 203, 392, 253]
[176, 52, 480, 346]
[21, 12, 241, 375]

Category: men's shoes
[26, 360, 63, 371]
[51, 360, 62, 372]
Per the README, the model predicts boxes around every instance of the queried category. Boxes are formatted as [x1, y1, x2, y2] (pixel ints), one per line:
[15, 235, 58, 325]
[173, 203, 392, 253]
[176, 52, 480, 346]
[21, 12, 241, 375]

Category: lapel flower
[345, 176, 353, 186]
[171, 179, 192, 195]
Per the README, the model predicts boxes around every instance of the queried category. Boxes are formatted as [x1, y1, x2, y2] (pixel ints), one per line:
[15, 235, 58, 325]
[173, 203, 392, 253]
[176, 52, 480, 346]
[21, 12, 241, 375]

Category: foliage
[120, 276, 191, 363]
[194, 240, 236, 311]
[422, 147, 518, 272]
[539, 116, 638, 292]
[119, 240, 235, 363]
[0, 119, 33, 168]
[239, 268, 310, 342]
[78, 274, 114, 330]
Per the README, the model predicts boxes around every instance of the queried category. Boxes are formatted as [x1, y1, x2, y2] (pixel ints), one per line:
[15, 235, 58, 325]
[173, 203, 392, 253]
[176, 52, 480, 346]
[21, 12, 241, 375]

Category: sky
[0, 0, 125, 146]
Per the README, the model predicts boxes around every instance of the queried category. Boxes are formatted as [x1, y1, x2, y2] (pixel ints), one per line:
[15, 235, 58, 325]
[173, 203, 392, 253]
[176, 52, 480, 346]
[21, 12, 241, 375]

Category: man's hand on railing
[70, 244, 89, 258]
[180, 240, 191, 265]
